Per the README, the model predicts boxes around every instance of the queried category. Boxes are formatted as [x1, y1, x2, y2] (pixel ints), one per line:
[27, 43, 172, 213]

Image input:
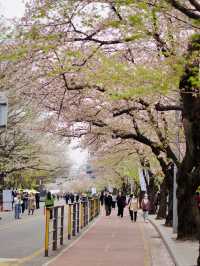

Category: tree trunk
[148, 176, 158, 214]
[157, 179, 167, 219]
[177, 34, 200, 240]
[177, 182, 198, 239]
[177, 34, 200, 265]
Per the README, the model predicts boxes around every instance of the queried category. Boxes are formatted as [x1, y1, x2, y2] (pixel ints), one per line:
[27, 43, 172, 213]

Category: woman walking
[128, 194, 138, 222]
[141, 194, 150, 222]
[28, 193, 36, 215]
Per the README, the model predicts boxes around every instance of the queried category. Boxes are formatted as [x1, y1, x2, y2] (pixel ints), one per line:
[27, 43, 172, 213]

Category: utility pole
[173, 110, 181, 234]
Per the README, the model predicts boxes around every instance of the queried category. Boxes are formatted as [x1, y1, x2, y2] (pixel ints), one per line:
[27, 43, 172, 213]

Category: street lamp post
[173, 110, 181, 234]
[0, 94, 8, 218]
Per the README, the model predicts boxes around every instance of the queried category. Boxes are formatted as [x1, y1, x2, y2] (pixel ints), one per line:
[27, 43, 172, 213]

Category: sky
[0, 0, 25, 18]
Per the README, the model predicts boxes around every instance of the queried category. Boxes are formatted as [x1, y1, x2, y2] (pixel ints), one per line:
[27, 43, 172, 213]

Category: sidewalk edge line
[42, 215, 101, 266]
[148, 218, 180, 266]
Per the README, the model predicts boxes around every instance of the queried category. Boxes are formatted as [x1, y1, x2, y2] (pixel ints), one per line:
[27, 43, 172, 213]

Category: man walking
[117, 192, 126, 218]
[104, 192, 113, 216]
[35, 193, 40, 209]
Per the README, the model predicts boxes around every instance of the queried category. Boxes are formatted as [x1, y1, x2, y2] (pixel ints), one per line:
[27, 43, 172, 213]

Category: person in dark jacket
[100, 192, 104, 206]
[35, 193, 40, 209]
[116, 192, 126, 218]
[65, 193, 69, 204]
[104, 193, 113, 216]
[70, 193, 74, 203]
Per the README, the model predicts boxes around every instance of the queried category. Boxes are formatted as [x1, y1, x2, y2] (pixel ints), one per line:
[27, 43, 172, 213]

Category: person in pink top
[141, 194, 150, 222]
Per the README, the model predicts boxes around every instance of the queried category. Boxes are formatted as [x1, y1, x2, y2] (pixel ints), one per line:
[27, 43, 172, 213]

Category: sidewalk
[45, 210, 150, 266]
[0, 199, 64, 227]
[149, 216, 198, 266]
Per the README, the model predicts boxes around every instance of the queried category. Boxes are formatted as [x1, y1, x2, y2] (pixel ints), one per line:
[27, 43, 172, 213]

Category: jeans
[15, 204, 21, 219]
[143, 211, 149, 221]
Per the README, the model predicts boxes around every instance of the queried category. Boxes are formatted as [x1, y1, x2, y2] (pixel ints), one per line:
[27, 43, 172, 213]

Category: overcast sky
[0, 0, 25, 18]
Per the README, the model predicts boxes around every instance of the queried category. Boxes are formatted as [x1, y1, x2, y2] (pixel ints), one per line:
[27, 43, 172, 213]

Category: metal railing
[44, 198, 100, 257]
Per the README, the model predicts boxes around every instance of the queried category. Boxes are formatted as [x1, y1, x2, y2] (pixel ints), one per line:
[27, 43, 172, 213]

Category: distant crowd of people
[12, 190, 41, 219]
[100, 191, 150, 222]
[63, 192, 89, 204]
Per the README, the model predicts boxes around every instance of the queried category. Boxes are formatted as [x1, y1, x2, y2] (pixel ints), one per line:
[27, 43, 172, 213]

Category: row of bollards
[44, 198, 100, 257]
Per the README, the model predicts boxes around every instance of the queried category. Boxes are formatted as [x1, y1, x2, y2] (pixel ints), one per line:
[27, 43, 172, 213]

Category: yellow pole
[44, 208, 50, 257]
[68, 204, 72, 239]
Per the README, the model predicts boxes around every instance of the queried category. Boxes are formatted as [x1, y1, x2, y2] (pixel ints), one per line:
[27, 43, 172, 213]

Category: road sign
[0, 94, 8, 128]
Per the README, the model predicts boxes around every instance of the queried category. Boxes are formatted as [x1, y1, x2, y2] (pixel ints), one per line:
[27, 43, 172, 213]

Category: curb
[148, 217, 181, 266]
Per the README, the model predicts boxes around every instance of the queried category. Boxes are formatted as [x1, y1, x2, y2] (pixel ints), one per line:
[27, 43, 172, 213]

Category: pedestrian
[154, 192, 160, 213]
[128, 194, 138, 222]
[70, 193, 74, 203]
[21, 193, 25, 214]
[12, 190, 16, 210]
[14, 194, 22, 219]
[104, 192, 113, 216]
[45, 191, 54, 219]
[65, 193, 69, 204]
[112, 194, 117, 209]
[76, 194, 79, 202]
[100, 192, 104, 206]
[35, 193, 40, 209]
[24, 192, 29, 210]
[141, 194, 150, 222]
[116, 192, 126, 218]
[28, 193, 36, 215]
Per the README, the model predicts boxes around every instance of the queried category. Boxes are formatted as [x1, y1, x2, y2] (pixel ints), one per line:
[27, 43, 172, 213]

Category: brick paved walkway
[48, 209, 151, 266]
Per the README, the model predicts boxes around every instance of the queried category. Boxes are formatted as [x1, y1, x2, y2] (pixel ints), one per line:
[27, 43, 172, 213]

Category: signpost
[0, 94, 8, 128]
[138, 168, 149, 192]
[3, 189, 12, 211]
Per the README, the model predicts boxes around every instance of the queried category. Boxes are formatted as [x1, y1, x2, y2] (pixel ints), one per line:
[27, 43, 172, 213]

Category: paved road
[0, 200, 66, 265]
[0, 207, 45, 260]
[47, 209, 174, 266]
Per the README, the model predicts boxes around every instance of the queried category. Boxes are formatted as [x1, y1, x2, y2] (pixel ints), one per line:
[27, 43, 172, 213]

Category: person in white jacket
[14, 194, 22, 219]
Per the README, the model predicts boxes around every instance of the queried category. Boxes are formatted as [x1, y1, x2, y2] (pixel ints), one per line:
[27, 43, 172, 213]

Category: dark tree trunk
[148, 171, 158, 214]
[177, 34, 200, 265]
[157, 179, 167, 219]
[177, 34, 200, 240]
[177, 180, 198, 239]
[165, 163, 174, 226]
